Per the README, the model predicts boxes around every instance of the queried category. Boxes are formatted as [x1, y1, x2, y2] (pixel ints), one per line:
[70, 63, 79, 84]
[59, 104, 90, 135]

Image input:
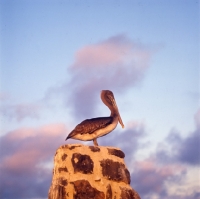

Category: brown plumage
[66, 90, 124, 146]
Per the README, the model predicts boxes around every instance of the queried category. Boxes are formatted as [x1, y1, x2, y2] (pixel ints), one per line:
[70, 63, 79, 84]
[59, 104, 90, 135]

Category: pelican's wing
[66, 117, 113, 139]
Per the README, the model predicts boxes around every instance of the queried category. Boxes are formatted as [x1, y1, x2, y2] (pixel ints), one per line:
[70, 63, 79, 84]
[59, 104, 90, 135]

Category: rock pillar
[48, 144, 140, 199]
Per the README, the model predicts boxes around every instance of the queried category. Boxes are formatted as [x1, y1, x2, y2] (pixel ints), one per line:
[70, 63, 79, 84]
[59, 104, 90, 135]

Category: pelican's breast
[93, 116, 118, 138]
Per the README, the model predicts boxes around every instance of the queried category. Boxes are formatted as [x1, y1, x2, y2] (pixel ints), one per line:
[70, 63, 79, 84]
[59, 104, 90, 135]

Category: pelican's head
[101, 90, 124, 128]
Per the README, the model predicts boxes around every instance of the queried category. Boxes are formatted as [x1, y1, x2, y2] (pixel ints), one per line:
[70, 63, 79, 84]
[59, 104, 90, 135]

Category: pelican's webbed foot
[93, 138, 98, 146]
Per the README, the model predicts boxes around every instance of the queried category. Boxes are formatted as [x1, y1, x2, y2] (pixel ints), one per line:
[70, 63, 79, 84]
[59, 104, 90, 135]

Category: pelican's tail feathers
[65, 130, 77, 141]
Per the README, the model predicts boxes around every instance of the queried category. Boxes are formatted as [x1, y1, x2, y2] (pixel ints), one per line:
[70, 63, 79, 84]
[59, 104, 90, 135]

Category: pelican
[65, 90, 124, 146]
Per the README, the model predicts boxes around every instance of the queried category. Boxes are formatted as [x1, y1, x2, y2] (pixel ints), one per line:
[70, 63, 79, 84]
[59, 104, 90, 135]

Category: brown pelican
[66, 90, 124, 146]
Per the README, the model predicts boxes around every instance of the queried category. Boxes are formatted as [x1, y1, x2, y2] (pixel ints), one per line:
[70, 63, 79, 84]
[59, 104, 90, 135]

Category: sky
[0, 0, 199, 199]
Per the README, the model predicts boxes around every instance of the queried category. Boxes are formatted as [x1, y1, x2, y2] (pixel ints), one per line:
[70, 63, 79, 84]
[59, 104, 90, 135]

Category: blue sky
[0, 1, 199, 199]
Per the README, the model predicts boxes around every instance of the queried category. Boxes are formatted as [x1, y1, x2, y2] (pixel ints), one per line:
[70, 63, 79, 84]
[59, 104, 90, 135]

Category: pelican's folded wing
[81, 117, 113, 134]
[67, 117, 113, 139]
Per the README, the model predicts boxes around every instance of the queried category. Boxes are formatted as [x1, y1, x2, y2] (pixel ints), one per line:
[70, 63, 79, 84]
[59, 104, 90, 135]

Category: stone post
[48, 144, 141, 199]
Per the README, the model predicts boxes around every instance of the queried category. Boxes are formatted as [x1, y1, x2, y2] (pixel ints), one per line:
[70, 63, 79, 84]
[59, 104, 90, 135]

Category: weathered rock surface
[48, 144, 140, 199]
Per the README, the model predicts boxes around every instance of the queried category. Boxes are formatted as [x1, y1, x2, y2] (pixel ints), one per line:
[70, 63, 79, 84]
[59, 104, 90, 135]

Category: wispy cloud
[0, 102, 42, 122]
[63, 34, 154, 120]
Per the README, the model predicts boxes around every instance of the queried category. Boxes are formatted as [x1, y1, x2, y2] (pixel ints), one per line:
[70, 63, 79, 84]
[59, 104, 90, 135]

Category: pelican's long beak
[118, 113, 124, 128]
[113, 99, 124, 128]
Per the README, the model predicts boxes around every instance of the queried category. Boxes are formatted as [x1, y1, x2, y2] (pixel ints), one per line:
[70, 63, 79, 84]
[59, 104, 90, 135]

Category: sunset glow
[0, 1, 199, 199]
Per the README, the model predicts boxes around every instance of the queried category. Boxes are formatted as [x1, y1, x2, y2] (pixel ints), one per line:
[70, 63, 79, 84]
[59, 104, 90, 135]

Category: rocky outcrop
[48, 144, 140, 199]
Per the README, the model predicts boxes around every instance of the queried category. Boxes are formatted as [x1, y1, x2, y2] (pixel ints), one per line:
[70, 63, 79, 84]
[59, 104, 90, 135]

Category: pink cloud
[134, 158, 186, 178]
[132, 158, 187, 198]
[0, 123, 67, 170]
[70, 34, 152, 78]
[0, 123, 68, 198]
[72, 37, 133, 69]
[9, 123, 66, 142]
[65, 34, 154, 119]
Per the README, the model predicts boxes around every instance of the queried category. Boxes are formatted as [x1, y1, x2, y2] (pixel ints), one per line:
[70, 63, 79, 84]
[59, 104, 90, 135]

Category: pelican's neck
[110, 107, 118, 117]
